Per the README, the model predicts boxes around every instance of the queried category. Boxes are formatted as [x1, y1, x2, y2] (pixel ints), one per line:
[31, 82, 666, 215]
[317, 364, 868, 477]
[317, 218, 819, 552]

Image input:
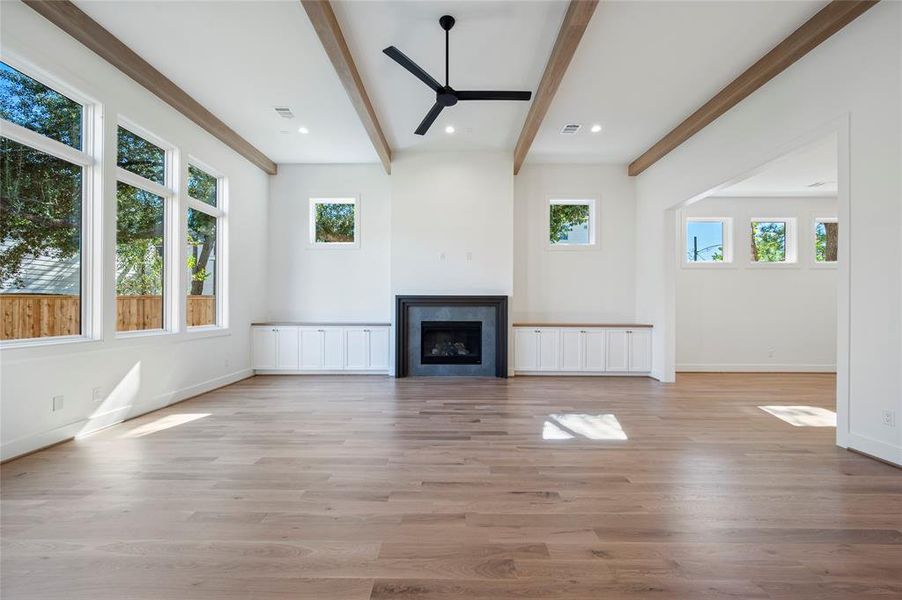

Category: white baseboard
[1, 368, 254, 462]
[513, 371, 651, 377]
[253, 370, 389, 375]
[847, 432, 902, 467]
[676, 363, 836, 373]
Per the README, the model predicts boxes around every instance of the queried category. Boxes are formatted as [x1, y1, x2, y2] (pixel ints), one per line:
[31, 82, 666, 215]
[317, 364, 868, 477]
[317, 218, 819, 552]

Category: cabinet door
[628, 329, 652, 372]
[252, 328, 277, 369]
[560, 329, 583, 371]
[605, 330, 630, 372]
[322, 328, 344, 370]
[299, 329, 324, 369]
[514, 328, 538, 371]
[583, 329, 607, 372]
[537, 328, 560, 371]
[275, 327, 299, 369]
[345, 329, 369, 370]
[368, 327, 390, 371]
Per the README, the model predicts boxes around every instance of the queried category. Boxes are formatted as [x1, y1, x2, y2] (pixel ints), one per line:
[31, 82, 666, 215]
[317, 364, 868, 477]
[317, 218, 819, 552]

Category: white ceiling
[333, 0, 566, 152]
[715, 134, 838, 197]
[528, 0, 827, 165]
[74, 0, 830, 167]
[75, 0, 378, 164]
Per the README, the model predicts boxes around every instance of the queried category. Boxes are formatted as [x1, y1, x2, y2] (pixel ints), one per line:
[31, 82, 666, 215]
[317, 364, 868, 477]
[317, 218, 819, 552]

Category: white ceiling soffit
[716, 133, 838, 197]
[527, 1, 828, 165]
[332, 0, 568, 153]
[74, 0, 378, 164]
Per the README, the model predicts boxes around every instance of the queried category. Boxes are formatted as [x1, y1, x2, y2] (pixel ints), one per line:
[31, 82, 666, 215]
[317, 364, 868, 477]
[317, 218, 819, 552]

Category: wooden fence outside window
[0, 294, 216, 340]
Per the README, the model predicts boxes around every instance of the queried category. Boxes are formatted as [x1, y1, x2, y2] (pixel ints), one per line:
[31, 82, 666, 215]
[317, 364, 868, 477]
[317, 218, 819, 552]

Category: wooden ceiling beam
[513, 0, 599, 175]
[628, 0, 879, 177]
[23, 0, 278, 175]
[301, 0, 392, 175]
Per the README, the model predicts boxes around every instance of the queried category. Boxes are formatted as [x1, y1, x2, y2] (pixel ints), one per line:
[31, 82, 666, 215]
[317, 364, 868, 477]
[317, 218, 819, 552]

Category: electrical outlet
[767, 348, 775, 358]
[52, 395, 64, 412]
[224, 358, 230, 369]
[92, 387, 104, 403]
[882, 410, 896, 428]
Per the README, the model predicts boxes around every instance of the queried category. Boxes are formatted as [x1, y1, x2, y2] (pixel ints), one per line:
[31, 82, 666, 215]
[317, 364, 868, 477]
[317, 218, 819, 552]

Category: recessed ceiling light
[298, 126, 309, 134]
[445, 125, 455, 134]
[590, 124, 602, 133]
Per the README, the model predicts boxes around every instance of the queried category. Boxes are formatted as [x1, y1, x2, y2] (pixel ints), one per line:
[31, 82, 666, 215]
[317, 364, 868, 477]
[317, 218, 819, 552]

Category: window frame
[546, 197, 598, 251]
[185, 156, 227, 331]
[748, 217, 798, 267]
[812, 215, 839, 268]
[308, 196, 360, 249]
[114, 117, 179, 338]
[682, 216, 733, 268]
[0, 55, 101, 348]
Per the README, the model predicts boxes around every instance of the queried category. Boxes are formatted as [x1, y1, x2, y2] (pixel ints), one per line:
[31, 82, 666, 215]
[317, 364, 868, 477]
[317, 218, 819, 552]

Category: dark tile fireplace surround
[395, 295, 508, 377]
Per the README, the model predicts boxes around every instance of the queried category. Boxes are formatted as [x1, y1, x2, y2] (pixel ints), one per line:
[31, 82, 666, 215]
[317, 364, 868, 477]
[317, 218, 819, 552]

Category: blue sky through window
[686, 220, 723, 262]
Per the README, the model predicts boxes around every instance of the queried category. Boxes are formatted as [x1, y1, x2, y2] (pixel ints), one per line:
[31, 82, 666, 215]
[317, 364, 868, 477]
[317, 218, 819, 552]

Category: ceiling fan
[383, 15, 532, 135]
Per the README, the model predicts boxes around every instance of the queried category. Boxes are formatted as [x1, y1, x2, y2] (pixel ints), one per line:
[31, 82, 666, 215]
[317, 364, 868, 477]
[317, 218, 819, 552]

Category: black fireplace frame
[395, 295, 508, 378]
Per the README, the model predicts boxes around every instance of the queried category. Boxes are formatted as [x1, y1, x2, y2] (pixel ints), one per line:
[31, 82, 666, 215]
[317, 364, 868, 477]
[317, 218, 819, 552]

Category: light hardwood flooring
[2, 373, 900, 599]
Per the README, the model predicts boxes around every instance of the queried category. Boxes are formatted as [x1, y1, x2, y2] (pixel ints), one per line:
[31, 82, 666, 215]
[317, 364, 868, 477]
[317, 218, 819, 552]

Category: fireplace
[396, 295, 508, 377]
[421, 321, 482, 365]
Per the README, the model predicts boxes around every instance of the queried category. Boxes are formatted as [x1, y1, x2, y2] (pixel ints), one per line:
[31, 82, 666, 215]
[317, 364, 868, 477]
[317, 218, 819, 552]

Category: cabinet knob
[364, 329, 370, 333]
[534, 330, 540, 333]
[317, 329, 325, 333]
[626, 330, 632, 334]
[580, 330, 587, 334]
[272, 328, 277, 332]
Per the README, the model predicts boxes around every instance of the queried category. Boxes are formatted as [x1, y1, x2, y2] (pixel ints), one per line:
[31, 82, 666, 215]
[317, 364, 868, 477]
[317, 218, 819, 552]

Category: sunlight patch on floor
[543, 413, 628, 440]
[120, 413, 211, 438]
[758, 405, 836, 427]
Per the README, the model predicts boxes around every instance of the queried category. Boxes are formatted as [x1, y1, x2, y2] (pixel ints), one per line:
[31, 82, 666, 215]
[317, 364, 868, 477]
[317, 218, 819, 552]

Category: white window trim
[682, 216, 734, 268]
[186, 157, 227, 331]
[308, 196, 360, 249]
[546, 197, 598, 251]
[0, 56, 101, 349]
[812, 215, 839, 268]
[114, 119, 179, 338]
[748, 217, 798, 267]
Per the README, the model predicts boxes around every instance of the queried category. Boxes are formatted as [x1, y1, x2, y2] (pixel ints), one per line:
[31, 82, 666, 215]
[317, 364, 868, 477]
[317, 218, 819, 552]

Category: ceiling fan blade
[414, 103, 444, 135]
[456, 90, 532, 101]
[383, 46, 441, 92]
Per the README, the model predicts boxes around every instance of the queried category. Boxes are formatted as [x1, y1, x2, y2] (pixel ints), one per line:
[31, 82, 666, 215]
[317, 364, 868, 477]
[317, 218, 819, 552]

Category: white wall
[676, 196, 837, 372]
[634, 4, 901, 464]
[267, 164, 391, 322]
[514, 164, 636, 323]
[390, 152, 514, 295]
[0, 3, 269, 460]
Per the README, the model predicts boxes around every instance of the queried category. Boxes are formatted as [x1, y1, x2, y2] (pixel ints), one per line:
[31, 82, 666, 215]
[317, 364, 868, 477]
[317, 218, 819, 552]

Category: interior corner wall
[634, 3, 901, 465]
[513, 164, 636, 323]
[267, 164, 391, 322]
[676, 196, 838, 372]
[0, 3, 269, 460]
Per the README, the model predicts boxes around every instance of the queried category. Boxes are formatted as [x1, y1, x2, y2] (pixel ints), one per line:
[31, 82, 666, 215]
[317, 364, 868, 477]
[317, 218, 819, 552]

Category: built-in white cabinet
[252, 324, 390, 373]
[252, 327, 278, 369]
[513, 326, 652, 375]
[344, 327, 390, 371]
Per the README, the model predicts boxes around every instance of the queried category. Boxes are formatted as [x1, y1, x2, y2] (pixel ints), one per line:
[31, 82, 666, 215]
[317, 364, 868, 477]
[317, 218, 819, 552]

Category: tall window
[187, 163, 223, 327]
[815, 218, 838, 263]
[309, 197, 357, 247]
[750, 220, 795, 263]
[116, 124, 171, 332]
[0, 61, 93, 342]
[686, 218, 729, 263]
[548, 198, 596, 247]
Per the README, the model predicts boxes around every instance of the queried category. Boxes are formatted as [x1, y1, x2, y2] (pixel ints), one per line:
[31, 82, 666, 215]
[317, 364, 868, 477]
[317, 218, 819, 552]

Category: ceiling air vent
[274, 107, 294, 119]
[560, 123, 581, 135]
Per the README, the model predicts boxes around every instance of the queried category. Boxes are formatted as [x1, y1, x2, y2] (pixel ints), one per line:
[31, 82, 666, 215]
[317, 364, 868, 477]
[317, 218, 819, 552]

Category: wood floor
[2, 373, 900, 599]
